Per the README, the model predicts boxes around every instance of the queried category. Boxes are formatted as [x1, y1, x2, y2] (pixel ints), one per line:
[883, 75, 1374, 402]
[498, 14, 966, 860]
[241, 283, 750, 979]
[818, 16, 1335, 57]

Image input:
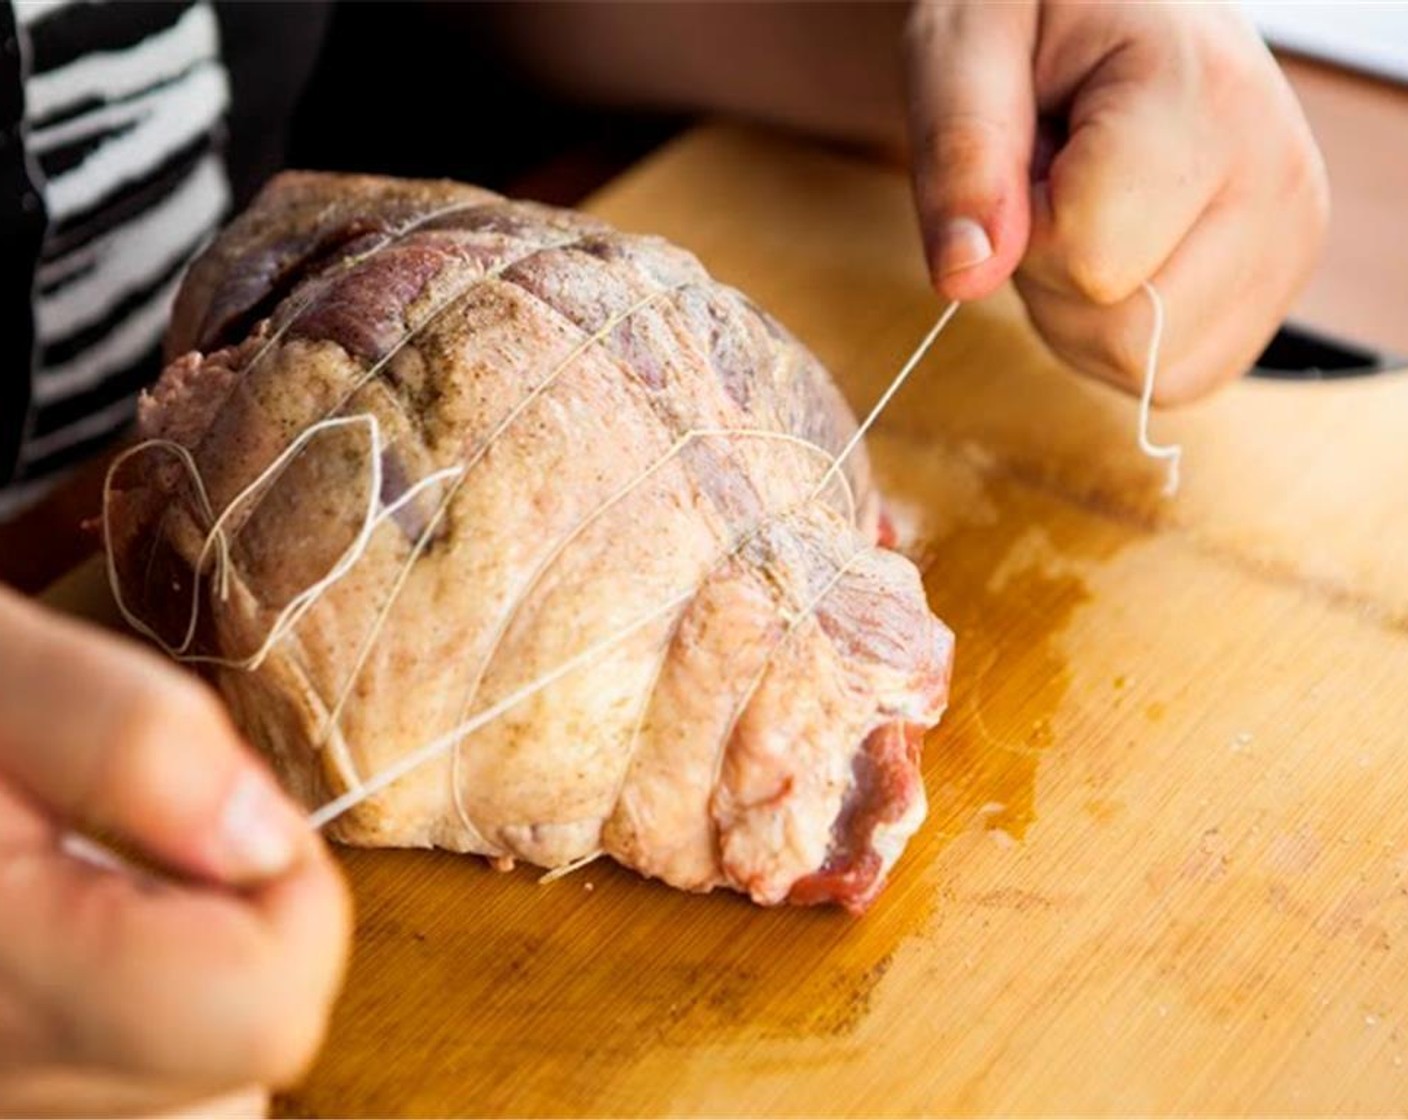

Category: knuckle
[1057, 238, 1136, 307]
[1188, 9, 1269, 111]
[1194, 30, 1253, 107]
[1017, 286, 1118, 385]
[1040, 169, 1140, 305]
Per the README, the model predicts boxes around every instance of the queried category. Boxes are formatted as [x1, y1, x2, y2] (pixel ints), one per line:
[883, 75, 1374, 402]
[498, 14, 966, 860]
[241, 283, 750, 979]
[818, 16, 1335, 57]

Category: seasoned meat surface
[109, 172, 954, 912]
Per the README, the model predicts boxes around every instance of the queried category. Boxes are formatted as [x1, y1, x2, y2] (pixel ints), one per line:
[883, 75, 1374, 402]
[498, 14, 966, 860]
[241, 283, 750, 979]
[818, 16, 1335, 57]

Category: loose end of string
[1136, 280, 1183, 498]
[537, 850, 604, 884]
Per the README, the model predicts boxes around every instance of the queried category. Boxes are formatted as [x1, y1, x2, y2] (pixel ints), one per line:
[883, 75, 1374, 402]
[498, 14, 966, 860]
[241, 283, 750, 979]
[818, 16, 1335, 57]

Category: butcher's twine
[1136, 280, 1182, 497]
[307, 303, 964, 830]
[96, 282, 1181, 843]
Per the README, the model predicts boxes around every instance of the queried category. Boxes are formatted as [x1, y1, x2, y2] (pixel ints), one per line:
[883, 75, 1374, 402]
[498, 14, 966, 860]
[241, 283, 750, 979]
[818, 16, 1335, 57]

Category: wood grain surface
[46, 124, 1408, 1117]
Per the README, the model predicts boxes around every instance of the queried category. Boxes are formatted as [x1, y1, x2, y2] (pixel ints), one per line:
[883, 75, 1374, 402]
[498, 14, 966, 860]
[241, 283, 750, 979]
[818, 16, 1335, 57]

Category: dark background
[283, 2, 683, 206]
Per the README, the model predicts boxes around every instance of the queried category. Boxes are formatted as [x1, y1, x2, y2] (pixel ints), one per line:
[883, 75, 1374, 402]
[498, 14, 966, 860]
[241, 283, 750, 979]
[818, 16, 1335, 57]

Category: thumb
[904, 0, 1039, 301]
[0, 587, 311, 886]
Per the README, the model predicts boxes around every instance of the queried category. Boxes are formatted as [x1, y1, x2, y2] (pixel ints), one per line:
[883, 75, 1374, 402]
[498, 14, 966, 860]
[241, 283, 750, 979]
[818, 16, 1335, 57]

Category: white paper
[1244, 2, 1408, 86]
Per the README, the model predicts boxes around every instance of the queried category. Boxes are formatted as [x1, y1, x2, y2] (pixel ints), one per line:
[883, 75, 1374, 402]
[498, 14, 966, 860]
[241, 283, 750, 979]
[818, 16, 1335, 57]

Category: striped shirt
[0, 0, 329, 520]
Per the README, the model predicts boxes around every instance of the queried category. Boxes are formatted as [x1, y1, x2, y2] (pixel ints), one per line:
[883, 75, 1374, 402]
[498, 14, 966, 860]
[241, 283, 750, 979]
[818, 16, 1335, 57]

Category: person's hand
[906, 0, 1329, 403]
[0, 587, 351, 1117]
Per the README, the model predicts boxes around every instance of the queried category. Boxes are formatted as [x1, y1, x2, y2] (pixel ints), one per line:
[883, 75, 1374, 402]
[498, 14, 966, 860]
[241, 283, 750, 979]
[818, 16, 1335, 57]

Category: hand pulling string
[815, 282, 1180, 497]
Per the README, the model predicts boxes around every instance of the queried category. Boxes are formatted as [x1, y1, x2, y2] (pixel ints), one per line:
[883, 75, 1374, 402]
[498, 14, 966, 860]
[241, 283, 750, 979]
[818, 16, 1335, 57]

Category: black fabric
[286, 3, 676, 196]
[286, 3, 553, 185]
[39, 249, 188, 371]
[40, 133, 210, 257]
[25, 1, 186, 83]
[0, 0, 334, 501]
[0, 8, 44, 488]
[215, 0, 334, 210]
[20, 398, 136, 478]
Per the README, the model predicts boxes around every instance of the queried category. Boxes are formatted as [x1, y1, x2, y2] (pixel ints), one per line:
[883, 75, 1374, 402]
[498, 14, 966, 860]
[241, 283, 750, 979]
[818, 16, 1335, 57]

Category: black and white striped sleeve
[1, 0, 231, 518]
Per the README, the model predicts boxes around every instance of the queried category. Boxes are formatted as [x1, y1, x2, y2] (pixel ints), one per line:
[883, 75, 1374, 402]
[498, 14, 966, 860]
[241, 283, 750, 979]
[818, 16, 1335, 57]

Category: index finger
[0, 588, 309, 886]
[0, 818, 350, 1092]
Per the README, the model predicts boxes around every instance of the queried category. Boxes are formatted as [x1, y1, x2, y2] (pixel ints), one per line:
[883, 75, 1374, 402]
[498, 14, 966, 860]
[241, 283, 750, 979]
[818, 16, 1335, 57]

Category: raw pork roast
[107, 172, 954, 912]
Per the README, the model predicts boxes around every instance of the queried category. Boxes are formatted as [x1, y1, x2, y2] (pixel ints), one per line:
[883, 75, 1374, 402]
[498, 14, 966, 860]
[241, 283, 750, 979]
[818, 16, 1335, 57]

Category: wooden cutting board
[44, 124, 1408, 1116]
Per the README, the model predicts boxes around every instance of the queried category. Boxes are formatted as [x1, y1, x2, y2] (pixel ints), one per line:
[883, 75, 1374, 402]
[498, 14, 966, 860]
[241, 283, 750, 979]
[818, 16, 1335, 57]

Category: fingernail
[935, 217, 994, 277]
[221, 771, 302, 879]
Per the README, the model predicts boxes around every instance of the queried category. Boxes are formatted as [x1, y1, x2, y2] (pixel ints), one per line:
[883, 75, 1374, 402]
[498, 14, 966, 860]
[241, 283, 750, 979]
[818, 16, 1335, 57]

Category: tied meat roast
[106, 172, 955, 912]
